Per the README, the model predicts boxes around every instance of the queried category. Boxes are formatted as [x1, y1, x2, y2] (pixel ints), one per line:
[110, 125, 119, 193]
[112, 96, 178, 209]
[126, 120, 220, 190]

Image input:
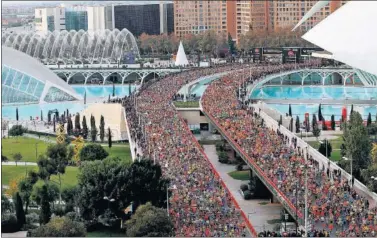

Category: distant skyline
[2, 0, 173, 6]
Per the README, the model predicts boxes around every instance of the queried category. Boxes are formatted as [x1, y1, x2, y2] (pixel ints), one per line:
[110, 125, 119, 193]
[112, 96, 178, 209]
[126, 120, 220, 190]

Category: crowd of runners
[123, 64, 256, 237]
[201, 63, 377, 237]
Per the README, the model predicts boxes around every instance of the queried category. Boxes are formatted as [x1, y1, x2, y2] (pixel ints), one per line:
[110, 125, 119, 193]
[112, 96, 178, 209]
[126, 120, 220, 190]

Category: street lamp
[166, 184, 177, 217]
[319, 140, 328, 158]
[342, 156, 353, 185]
[300, 146, 310, 237]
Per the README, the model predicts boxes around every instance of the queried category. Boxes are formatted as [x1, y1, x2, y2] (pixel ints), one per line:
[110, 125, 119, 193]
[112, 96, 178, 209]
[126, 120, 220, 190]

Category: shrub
[79, 144, 109, 161]
[236, 163, 243, 171]
[66, 212, 82, 222]
[52, 206, 66, 217]
[9, 125, 27, 136]
[26, 213, 39, 224]
[243, 190, 252, 200]
[28, 216, 86, 237]
[240, 184, 248, 192]
[2, 155, 8, 162]
[215, 142, 224, 151]
[2, 213, 19, 233]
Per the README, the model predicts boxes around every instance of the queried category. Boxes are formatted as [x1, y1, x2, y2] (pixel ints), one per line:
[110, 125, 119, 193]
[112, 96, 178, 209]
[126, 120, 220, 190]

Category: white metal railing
[254, 102, 377, 204]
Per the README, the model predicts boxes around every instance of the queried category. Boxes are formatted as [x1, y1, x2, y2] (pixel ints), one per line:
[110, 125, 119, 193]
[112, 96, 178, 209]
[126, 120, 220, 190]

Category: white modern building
[87, 6, 114, 32]
[296, 1, 377, 86]
[35, 7, 66, 33]
[2, 46, 81, 105]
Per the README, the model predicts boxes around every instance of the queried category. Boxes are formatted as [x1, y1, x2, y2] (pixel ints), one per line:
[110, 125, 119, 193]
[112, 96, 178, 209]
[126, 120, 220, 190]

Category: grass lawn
[2, 165, 79, 189]
[228, 170, 250, 181]
[173, 101, 200, 108]
[1, 137, 51, 162]
[307, 136, 343, 162]
[104, 144, 132, 163]
[87, 230, 125, 237]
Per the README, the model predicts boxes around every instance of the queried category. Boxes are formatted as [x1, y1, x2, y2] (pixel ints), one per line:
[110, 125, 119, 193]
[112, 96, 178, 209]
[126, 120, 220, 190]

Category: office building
[35, 7, 66, 33]
[87, 6, 114, 31]
[114, 3, 173, 36]
[65, 7, 88, 31]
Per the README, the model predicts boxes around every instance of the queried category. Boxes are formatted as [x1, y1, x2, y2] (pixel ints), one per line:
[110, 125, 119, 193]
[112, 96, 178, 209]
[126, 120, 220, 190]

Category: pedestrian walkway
[2, 231, 27, 237]
[203, 144, 283, 233]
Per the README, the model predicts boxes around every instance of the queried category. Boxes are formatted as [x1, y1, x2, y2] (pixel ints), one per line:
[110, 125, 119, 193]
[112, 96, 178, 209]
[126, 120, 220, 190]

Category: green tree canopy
[18, 171, 39, 214]
[77, 158, 168, 223]
[14, 192, 26, 228]
[318, 140, 332, 157]
[9, 125, 27, 136]
[79, 144, 109, 161]
[82, 116, 88, 139]
[125, 202, 175, 237]
[343, 112, 372, 177]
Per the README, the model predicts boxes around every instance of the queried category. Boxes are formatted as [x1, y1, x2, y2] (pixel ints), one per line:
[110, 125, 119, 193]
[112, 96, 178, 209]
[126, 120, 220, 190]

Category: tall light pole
[301, 146, 309, 236]
[166, 184, 177, 217]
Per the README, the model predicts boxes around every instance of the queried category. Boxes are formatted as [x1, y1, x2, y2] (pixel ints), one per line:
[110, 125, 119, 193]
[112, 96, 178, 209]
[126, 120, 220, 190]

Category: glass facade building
[2, 46, 81, 106]
[65, 11, 88, 31]
[2, 65, 77, 105]
[114, 4, 174, 36]
[47, 15, 55, 31]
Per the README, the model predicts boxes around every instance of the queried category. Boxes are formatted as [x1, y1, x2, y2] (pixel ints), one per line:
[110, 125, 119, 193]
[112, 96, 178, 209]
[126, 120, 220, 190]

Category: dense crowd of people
[123, 64, 256, 236]
[201, 63, 377, 237]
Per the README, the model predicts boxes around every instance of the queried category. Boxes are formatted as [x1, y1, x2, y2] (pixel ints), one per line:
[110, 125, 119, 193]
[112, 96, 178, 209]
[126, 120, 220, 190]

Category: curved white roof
[2, 29, 140, 65]
[302, 1, 377, 76]
[2, 46, 82, 104]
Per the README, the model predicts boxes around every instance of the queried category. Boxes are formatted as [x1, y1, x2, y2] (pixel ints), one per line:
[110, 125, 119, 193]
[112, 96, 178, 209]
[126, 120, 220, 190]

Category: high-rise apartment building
[174, 1, 229, 37]
[174, 0, 347, 43]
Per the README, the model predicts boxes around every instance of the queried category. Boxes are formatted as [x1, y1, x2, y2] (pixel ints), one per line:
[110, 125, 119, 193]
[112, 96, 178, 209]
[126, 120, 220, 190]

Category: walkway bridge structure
[51, 68, 183, 85]
[255, 68, 358, 88]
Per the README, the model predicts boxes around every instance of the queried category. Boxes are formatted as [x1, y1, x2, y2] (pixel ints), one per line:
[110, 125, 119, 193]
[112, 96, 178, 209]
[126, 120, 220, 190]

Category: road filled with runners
[201, 63, 377, 237]
[123, 65, 256, 237]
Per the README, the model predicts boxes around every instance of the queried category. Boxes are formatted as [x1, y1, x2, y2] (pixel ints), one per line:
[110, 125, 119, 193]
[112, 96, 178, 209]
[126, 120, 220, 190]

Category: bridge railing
[199, 101, 304, 226]
[254, 101, 377, 205]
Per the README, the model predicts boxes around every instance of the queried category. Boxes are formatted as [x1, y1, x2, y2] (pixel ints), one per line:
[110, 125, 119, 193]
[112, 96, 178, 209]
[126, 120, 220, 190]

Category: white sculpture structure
[175, 41, 189, 66]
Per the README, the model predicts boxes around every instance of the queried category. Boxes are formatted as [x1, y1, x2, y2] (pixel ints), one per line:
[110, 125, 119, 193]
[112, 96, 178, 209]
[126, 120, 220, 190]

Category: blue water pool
[250, 86, 377, 100]
[2, 102, 90, 121]
[267, 104, 377, 121]
[73, 85, 137, 98]
[2, 85, 137, 120]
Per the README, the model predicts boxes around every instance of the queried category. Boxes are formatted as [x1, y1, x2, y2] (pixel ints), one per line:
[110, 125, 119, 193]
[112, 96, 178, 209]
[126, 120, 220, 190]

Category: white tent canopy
[302, 1, 377, 76]
[175, 41, 189, 66]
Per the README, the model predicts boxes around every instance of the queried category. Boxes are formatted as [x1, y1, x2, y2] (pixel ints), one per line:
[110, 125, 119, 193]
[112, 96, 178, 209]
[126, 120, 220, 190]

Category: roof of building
[302, 1, 377, 76]
[2, 46, 81, 104]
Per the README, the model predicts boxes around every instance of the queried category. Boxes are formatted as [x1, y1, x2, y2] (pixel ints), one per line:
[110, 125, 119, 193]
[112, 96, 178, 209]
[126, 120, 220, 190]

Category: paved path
[203, 144, 283, 233]
[2, 231, 27, 237]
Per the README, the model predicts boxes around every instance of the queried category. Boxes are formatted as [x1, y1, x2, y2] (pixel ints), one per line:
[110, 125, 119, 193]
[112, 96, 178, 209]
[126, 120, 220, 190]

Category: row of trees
[66, 114, 111, 146]
[137, 27, 314, 57]
[138, 31, 229, 58]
